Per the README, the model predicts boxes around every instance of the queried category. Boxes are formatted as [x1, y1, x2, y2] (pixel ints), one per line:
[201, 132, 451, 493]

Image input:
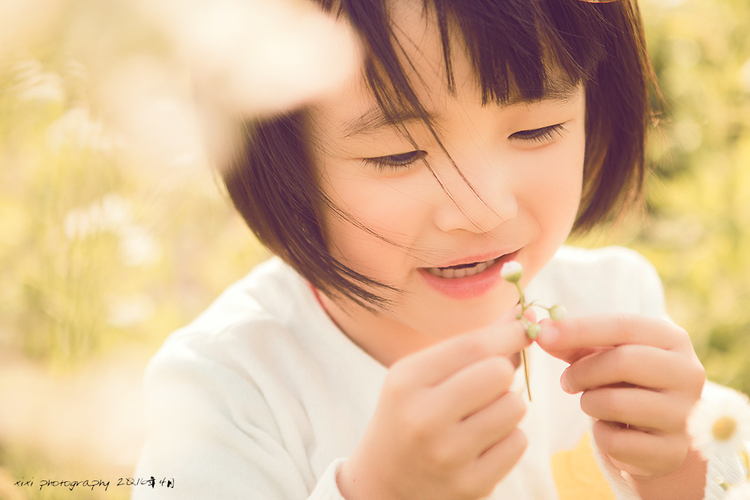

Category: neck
[315, 290, 437, 367]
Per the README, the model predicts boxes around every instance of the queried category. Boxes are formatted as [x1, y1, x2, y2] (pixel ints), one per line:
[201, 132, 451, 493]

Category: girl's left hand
[536, 314, 706, 487]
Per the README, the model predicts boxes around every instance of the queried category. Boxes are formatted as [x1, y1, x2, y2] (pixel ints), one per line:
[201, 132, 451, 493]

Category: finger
[580, 387, 692, 434]
[592, 420, 690, 476]
[537, 314, 692, 364]
[438, 356, 517, 421]
[468, 428, 527, 495]
[457, 391, 527, 457]
[562, 344, 702, 394]
[400, 310, 531, 386]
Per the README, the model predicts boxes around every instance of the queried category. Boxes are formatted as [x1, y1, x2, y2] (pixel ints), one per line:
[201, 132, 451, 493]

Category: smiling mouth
[424, 257, 499, 279]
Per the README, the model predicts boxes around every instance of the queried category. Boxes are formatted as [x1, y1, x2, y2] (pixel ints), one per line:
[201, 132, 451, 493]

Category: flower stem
[521, 349, 531, 402]
[515, 281, 532, 401]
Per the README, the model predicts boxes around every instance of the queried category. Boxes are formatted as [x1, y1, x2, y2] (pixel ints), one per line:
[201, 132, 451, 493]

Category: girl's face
[309, 2, 586, 362]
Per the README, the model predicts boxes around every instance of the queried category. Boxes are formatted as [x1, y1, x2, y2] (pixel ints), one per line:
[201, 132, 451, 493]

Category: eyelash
[363, 150, 427, 171]
[362, 123, 567, 171]
[510, 123, 568, 143]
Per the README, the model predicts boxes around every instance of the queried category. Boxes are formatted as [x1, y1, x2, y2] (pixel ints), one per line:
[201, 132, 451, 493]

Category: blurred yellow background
[1, 0, 749, 498]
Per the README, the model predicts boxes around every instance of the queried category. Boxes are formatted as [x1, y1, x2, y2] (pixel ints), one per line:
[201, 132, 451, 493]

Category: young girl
[134, 0, 741, 498]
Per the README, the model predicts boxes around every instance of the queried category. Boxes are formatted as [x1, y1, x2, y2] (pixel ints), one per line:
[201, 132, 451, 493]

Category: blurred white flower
[138, 0, 361, 116]
[689, 389, 750, 487]
[63, 194, 161, 266]
[12, 59, 65, 103]
[47, 107, 121, 153]
[64, 194, 132, 240]
[671, 37, 701, 68]
[674, 119, 703, 153]
[107, 294, 156, 327]
[99, 194, 133, 230]
[740, 58, 750, 93]
[726, 483, 750, 500]
[119, 225, 161, 266]
[97, 58, 208, 174]
[501, 261, 523, 283]
[64, 209, 95, 241]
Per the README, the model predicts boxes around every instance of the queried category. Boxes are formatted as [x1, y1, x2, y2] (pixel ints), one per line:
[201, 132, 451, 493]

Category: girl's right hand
[336, 310, 532, 500]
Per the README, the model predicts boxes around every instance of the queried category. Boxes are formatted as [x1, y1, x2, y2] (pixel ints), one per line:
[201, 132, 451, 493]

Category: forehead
[308, 0, 576, 142]
[309, 2, 444, 127]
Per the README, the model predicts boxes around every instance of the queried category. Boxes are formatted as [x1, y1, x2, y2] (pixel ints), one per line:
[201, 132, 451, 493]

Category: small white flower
[526, 323, 541, 340]
[549, 304, 567, 321]
[725, 482, 750, 500]
[689, 388, 750, 485]
[501, 261, 523, 283]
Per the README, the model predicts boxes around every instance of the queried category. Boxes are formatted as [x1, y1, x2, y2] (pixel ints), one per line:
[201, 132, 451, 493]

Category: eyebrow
[342, 80, 580, 138]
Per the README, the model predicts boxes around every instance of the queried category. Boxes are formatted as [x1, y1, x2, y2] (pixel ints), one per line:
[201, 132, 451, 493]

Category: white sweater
[133, 246, 730, 500]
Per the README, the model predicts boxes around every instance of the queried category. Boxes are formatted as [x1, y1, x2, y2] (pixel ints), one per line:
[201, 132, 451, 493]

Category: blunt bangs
[222, 0, 655, 305]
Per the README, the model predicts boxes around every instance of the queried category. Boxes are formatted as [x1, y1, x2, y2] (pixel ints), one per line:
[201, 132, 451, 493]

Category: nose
[431, 154, 518, 234]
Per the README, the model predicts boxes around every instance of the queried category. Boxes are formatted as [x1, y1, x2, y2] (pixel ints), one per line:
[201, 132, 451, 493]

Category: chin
[417, 302, 512, 338]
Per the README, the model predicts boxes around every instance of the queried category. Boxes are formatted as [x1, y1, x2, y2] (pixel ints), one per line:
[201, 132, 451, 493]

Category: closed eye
[362, 150, 427, 171]
[509, 123, 568, 144]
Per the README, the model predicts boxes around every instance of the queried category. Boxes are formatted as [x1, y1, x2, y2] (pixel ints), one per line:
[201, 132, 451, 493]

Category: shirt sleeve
[308, 459, 347, 500]
[131, 336, 348, 500]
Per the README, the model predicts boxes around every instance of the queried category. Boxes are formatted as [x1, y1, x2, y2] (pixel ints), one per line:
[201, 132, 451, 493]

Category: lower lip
[418, 250, 521, 300]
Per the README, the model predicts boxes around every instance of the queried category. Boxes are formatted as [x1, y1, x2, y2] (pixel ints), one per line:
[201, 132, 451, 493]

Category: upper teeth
[425, 258, 497, 279]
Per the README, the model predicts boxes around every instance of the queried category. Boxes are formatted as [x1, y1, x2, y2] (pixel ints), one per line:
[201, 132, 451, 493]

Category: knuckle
[385, 358, 423, 397]
[666, 323, 693, 350]
[582, 389, 624, 419]
[430, 439, 460, 470]
[507, 428, 529, 458]
[384, 366, 413, 400]
[610, 345, 635, 378]
[463, 335, 493, 359]
[689, 359, 707, 386]
[401, 404, 438, 441]
[673, 324, 689, 339]
[613, 313, 637, 343]
[486, 356, 514, 383]
[592, 420, 621, 454]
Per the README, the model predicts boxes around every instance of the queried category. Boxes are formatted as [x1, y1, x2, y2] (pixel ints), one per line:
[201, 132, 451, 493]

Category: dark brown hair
[221, 0, 656, 307]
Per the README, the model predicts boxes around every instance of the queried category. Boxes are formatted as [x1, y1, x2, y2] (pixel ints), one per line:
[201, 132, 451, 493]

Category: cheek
[320, 170, 428, 276]
[535, 131, 585, 221]
[516, 129, 585, 271]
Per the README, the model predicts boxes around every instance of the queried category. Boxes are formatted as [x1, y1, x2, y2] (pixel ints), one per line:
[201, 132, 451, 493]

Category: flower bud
[549, 304, 567, 321]
[501, 261, 523, 283]
[526, 323, 541, 340]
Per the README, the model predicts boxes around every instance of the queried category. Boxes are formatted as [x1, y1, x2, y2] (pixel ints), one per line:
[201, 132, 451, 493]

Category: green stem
[521, 350, 531, 402]
[515, 282, 526, 311]
[515, 281, 532, 401]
